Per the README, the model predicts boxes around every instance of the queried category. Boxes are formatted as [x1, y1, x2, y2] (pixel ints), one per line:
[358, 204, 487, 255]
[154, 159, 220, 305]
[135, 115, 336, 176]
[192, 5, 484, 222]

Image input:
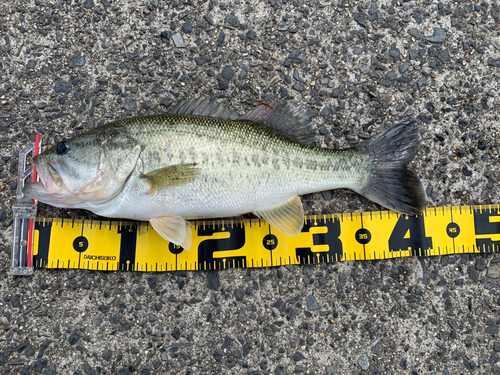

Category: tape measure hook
[11, 134, 42, 276]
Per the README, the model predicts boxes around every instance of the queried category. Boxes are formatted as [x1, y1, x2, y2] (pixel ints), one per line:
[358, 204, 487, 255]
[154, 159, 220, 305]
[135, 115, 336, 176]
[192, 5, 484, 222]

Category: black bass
[24, 97, 426, 249]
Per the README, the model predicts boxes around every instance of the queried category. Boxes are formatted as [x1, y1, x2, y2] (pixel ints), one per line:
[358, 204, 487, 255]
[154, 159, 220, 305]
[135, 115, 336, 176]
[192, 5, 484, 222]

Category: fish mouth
[30, 155, 65, 194]
[23, 156, 84, 207]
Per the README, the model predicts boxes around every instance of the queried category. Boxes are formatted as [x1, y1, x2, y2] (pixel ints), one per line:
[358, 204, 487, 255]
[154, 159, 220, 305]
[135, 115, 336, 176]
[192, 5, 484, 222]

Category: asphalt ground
[1, 0, 500, 374]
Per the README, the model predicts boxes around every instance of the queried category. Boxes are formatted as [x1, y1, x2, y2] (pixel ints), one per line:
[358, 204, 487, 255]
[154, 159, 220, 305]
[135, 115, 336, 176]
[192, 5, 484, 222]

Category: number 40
[388, 215, 433, 256]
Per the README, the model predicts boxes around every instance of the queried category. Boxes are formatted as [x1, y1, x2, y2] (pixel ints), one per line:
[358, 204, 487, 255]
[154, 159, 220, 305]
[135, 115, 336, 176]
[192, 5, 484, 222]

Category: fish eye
[56, 140, 70, 155]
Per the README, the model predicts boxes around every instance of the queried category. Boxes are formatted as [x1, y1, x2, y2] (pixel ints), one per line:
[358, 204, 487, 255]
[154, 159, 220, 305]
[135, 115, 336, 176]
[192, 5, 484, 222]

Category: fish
[24, 97, 426, 250]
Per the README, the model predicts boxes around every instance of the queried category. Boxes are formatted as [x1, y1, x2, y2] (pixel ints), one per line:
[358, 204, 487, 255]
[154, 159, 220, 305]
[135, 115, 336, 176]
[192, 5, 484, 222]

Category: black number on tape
[474, 208, 500, 253]
[197, 223, 246, 270]
[295, 218, 343, 264]
[34, 221, 52, 268]
[117, 224, 137, 271]
[388, 215, 432, 256]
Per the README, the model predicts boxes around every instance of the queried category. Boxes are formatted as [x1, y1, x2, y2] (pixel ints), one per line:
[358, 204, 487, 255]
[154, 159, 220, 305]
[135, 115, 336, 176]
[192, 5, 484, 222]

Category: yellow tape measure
[31, 204, 500, 271]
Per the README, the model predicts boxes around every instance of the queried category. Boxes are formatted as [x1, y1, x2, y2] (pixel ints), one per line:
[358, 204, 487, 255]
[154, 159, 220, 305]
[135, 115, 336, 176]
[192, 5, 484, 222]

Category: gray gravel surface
[1, 0, 500, 374]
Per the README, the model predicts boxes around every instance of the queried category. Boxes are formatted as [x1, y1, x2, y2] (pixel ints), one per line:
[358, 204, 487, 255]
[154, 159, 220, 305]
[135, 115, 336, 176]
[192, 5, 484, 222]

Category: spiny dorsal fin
[240, 100, 316, 146]
[253, 195, 304, 236]
[169, 97, 239, 120]
[170, 97, 316, 145]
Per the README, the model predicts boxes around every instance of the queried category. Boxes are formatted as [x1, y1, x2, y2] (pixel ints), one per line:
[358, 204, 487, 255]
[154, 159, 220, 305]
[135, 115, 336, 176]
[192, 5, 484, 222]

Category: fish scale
[101, 116, 367, 219]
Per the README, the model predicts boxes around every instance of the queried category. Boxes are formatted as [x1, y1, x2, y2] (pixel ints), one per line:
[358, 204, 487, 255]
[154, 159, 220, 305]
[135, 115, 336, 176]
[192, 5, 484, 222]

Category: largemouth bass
[24, 97, 425, 249]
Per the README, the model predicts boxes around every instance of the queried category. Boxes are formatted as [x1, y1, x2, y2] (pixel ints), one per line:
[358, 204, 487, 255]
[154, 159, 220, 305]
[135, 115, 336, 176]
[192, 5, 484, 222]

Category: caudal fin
[356, 120, 426, 215]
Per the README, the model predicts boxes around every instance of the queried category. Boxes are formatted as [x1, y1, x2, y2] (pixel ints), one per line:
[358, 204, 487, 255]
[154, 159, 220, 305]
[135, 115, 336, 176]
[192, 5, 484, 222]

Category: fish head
[24, 126, 144, 208]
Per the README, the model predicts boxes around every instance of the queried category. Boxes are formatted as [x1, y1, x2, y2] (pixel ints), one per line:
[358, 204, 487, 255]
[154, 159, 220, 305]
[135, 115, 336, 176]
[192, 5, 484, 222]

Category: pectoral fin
[141, 163, 201, 194]
[150, 216, 192, 250]
[253, 195, 304, 236]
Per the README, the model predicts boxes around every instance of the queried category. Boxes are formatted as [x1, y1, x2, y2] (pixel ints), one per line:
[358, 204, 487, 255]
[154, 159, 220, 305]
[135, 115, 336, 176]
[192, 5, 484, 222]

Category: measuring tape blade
[31, 204, 499, 272]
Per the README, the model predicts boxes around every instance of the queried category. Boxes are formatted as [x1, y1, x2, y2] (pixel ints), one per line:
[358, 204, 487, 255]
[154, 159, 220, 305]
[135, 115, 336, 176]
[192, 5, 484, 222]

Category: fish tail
[356, 120, 426, 214]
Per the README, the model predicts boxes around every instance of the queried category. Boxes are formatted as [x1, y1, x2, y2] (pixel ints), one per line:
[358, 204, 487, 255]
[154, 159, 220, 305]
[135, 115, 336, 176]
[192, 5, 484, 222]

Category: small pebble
[371, 342, 381, 355]
[358, 353, 370, 370]
[354, 12, 366, 27]
[408, 28, 422, 40]
[225, 14, 238, 25]
[54, 81, 72, 94]
[424, 28, 446, 43]
[293, 351, 305, 362]
[26, 60, 36, 69]
[72, 55, 85, 66]
[123, 98, 137, 111]
[305, 295, 319, 311]
[83, 0, 94, 9]
[221, 66, 234, 80]
[181, 21, 192, 33]
[172, 33, 185, 47]
[487, 264, 500, 279]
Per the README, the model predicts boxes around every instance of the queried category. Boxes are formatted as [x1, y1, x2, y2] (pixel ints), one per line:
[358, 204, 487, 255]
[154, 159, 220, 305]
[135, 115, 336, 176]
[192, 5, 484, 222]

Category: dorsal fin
[170, 97, 316, 145]
[240, 100, 316, 145]
[169, 97, 239, 120]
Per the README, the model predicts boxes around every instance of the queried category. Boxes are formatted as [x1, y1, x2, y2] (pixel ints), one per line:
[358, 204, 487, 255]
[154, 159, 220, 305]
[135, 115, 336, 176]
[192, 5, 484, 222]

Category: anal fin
[150, 216, 192, 250]
[253, 195, 304, 236]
